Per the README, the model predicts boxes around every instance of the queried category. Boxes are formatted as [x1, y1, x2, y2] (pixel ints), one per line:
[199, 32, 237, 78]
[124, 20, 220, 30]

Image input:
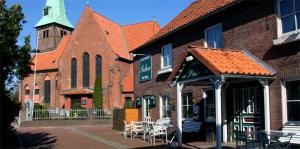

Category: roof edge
[131, 0, 243, 53]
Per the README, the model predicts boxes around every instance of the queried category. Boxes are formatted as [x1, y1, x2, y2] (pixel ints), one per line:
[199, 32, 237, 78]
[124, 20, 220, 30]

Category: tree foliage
[93, 76, 103, 108]
[0, 0, 32, 147]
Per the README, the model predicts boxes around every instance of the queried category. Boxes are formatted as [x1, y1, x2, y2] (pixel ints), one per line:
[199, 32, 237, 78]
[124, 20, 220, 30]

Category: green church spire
[35, 0, 73, 28]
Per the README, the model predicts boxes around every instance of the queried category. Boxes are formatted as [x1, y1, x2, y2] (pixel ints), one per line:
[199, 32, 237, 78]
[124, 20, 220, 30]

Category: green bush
[93, 76, 103, 108]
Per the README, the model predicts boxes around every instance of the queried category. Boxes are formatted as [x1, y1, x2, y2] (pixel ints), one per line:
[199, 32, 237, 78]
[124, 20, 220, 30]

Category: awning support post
[176, 83, 184, 147]
[259, 79, 270, 132]
[210, 78, 223, 149]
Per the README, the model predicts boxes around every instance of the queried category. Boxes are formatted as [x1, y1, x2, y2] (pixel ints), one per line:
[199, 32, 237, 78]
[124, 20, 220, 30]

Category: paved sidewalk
[17, 125, 170, 149]
[17, 125, 236, 149]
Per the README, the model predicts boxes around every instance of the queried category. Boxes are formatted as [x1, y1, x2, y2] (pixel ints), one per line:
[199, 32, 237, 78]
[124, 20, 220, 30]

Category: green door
[232, 87, 262, 139]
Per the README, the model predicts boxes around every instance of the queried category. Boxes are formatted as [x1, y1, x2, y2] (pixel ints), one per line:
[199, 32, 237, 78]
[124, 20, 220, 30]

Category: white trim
[159, 95, 163, 119]
[161, 43, 172, 69]
[157, 67, 172, 75]
[176, 83, 184, 147]
[204, 23, 222, 48]
[275, 0, 300, 39]
[281, 78, 300, 124]
[281, 80, 288, 125]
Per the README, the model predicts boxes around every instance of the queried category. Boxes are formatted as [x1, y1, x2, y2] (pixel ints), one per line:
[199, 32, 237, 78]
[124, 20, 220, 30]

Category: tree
[0, 0, 32, 147]
[93, 76, 103, 108]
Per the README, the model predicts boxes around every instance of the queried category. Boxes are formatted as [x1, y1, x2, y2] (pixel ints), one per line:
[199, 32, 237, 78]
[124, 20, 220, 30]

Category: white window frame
[276, 0, 300, 38]
[182, 92, 193, 119]
[203, 88, 216, 122]
[159, 94, 170, 119]
[281, 78, 300, 124]
[204, 23, 223, 48]
[161, 43, 172, 69]
[143, 96, 151, 118]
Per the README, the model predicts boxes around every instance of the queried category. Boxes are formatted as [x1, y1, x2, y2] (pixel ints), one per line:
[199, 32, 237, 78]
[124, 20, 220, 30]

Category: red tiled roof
[122, 76, 134, 93]
[89, 6, 160, 60]
[189, 47, 273, 76]
[31, 35, 71, 71]
[123, 21, 160, 52]
[62, 88, 93, 95]
[133, 0, 237, 52]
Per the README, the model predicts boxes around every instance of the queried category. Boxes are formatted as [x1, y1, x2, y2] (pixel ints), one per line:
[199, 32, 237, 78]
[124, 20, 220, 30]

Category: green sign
[178, 60, 213, 81]
[139, 56, 152, 82]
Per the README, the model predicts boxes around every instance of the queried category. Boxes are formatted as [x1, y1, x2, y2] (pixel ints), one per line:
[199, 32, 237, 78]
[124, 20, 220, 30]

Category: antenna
[152, 15, 156, 35]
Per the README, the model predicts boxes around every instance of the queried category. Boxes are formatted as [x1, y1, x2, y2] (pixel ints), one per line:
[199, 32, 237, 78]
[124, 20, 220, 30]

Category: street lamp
[31, 48, 38, 121]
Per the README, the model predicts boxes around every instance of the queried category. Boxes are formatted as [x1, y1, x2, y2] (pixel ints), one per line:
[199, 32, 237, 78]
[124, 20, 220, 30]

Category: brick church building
[19, 0, 160, 110]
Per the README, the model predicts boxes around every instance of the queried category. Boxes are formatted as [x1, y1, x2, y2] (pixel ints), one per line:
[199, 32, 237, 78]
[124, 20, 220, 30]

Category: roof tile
[31, 35, 71, 71]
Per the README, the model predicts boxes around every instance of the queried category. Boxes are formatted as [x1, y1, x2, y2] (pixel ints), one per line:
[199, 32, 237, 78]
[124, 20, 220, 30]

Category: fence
[32, 108, 112, 120]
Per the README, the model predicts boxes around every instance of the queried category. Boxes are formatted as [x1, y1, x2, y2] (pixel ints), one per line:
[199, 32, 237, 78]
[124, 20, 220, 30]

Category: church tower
[35, 0, 73, 52]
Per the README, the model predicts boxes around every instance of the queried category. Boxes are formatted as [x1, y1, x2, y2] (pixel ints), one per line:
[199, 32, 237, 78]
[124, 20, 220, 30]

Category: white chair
[148, 122, 168, 144]
[130, 121, 144, 140]
[144, 117, 151, 122]
[123, 120, 130, 139]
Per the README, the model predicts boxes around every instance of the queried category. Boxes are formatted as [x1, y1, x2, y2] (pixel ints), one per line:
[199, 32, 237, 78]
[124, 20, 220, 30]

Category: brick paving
[17, 125, 236, 149]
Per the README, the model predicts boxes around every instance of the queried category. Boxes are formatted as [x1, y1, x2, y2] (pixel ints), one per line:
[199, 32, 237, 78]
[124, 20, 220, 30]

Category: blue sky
[7, 0, 195, 49]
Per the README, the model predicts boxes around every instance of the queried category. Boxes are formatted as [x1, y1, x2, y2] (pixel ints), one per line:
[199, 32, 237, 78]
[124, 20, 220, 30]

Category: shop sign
[139, 56, 152, 82]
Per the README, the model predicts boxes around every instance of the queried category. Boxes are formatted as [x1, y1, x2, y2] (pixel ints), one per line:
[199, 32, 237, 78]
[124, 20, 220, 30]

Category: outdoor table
[257, 130, 295, 148]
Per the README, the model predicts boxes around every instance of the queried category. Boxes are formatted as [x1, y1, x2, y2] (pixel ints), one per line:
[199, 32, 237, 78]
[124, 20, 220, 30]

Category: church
[19, 0, 160, 110]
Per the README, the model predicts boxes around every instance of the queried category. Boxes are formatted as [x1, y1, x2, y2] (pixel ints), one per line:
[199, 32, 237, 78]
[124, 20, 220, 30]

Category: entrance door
[232, 87, 262, 139]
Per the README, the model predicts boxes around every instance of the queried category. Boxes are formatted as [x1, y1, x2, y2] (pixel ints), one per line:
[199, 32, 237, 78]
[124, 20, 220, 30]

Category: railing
[32, 108, 112, 120]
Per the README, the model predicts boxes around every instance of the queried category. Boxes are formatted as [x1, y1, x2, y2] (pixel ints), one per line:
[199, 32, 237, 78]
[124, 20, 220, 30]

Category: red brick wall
[133, 1, 300, 130]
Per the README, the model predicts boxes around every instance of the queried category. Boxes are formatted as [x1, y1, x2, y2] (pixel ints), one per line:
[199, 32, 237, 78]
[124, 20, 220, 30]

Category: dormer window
[43, 7, 49, 16]
[205, 24, 223, 48]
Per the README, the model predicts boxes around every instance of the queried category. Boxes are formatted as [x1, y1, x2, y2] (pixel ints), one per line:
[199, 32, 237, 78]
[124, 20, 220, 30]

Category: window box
[157, 67, 172, 75]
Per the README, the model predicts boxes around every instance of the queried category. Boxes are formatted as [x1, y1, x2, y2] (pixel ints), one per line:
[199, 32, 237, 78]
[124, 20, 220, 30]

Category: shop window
[182, 92, 193, 119]
[277, 0, 300, 35]
[161, 43, 172, 69]
[161, 95, 171, 118]
[205, 24, 223, 48]
[82, 52, 90, 87]
[205, 90, 216, 121]
[286, 80, 300, 121]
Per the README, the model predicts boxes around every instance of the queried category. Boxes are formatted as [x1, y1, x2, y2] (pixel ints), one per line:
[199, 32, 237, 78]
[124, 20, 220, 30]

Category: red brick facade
[132, 0, 299, 134]
[19, 5, 160, 110]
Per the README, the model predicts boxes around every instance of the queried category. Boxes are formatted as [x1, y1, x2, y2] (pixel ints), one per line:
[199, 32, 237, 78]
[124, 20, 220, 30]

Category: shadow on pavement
[19, 131, 57, 148]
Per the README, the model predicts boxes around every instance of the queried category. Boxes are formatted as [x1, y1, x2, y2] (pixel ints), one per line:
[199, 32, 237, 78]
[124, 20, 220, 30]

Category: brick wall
[133, 1, 300, 130]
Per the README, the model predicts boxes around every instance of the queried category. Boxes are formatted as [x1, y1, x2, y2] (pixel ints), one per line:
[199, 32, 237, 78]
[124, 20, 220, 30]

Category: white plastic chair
[130, 121, 144, 140]
[148, 122, 167, 144]
[123, 120, 130, 139]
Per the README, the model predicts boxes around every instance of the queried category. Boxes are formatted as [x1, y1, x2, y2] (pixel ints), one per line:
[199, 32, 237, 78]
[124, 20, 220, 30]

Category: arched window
[34, 84, 39, 95]
[44, 75, 51, 104]
[71, 58, 77, 88]
[95, 55, 102, 78]
[24, 85, 30, 95]
[82, 53, 90, 87]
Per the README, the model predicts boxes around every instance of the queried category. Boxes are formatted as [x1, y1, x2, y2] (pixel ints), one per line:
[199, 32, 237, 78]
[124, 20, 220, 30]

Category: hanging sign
[139, 56, 152, 82]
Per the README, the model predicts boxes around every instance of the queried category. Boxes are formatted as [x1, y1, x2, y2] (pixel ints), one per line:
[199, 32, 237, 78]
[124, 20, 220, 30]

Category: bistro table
[257, 130, 295, 149]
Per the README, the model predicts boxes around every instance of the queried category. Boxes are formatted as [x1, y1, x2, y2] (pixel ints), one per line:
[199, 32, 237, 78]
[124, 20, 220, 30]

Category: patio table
[257, 130, 295, 149]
